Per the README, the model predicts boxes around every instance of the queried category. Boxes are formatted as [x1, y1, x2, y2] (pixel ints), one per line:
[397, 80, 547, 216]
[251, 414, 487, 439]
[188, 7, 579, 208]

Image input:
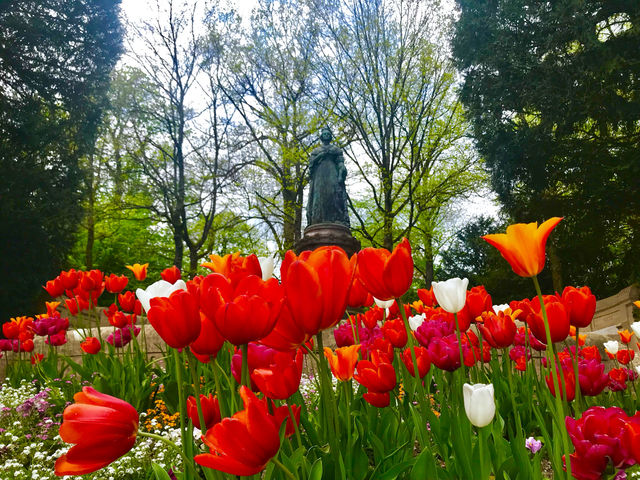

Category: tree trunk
[188, 247, 199, 279]
[172, 225, 184, 269]
[549, 242, 563, 293]
[423, 230, 434, 287]
[382, 168, 393, 250]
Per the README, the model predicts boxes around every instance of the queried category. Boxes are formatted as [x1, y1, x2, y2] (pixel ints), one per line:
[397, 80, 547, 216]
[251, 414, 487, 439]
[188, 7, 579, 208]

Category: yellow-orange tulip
[126, 263, 149, 281]
[482, 217, 562, 277]
[324, 345, 360, 381]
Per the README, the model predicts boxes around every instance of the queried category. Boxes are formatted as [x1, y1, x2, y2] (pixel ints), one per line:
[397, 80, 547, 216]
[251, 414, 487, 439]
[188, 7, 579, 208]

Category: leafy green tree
[0, 0, 123, 320]
[452, 0, 640, 296]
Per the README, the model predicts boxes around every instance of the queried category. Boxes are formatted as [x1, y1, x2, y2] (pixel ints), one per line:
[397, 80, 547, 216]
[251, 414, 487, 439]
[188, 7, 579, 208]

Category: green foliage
[0, 0, 123, 321]
[452, 0, 640, 296]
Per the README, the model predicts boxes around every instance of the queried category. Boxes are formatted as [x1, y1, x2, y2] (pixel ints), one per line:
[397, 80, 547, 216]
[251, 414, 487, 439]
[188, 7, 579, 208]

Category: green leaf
[150, 462, 173, 480]
[308, 459, 323, 480]
[377, 460, 413, 480]
[410, 448, 438, 480]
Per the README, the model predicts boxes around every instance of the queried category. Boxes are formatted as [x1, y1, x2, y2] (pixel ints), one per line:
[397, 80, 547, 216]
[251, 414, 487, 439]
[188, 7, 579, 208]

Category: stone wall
[588, 284, 640, 332]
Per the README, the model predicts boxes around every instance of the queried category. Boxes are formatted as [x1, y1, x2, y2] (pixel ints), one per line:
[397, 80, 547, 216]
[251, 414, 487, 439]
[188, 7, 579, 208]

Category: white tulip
[408, 313, 426, 331]
[603, 340, 619, 355]
[631, 322, 640, 339]
[493, 304, 510, 314]
[432, 278, 469, 313]
[463, 383, 495, 428]
[258, 256, 275, 281]
[373, 297, 395, 310]
[137, 279, 187, 313]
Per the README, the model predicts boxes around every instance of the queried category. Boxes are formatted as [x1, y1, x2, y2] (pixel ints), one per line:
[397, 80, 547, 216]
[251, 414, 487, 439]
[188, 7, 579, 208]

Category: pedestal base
[295, 223, 361, 257]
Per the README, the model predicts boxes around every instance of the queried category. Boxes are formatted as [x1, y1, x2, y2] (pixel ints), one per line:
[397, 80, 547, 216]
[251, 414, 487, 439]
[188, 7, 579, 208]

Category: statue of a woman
[306, 127, 350, 227]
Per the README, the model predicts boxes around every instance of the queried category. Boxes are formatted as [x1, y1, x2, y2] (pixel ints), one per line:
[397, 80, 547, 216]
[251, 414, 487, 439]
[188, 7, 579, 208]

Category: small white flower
[604, 340, 619, 355]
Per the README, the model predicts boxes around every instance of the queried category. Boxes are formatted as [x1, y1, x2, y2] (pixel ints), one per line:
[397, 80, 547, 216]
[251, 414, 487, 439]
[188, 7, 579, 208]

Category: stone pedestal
[295, 223, 361, 257]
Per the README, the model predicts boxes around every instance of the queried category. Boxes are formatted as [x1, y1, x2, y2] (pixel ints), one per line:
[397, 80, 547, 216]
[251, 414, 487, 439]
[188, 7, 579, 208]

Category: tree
[315, 0, 484, 270]
[216, 0, 328, 252]
[452, 0, 640, 296]
[128, 0, 244, 275]
[0, 0, 123, 320]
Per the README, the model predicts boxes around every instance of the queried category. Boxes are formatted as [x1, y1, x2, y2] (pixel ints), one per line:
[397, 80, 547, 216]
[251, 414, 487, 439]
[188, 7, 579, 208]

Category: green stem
[270, 456, 297, 480]
[241, 343, 249, 388]
[532, 275, 572, 479]
[453, 312, 467, 378]
[212, 358, 226, 419]
[173, 348, 195, 480]
[188, 352, 208, 436]
[138, 431, 199, 478]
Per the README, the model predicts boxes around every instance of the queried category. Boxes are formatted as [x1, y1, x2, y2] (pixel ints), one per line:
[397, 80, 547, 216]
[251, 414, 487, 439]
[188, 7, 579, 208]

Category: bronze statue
[306, 127, 350, 227]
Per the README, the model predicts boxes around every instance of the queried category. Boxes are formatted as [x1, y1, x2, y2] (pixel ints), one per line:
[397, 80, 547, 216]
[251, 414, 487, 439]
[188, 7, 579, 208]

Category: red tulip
[356, 237, 413, 300]
[461, 285, 493, 324]
[347, 276, 374, 309]
[624, 414, 640, 465]
[108, 311, 129, 329]
[55, 387, 138, 476]
[263, 247, 354, 349]
[545, 365, 575, 401]
[187, 394, 221, 431]
[44, 277, 65, 298]
[577, 359, 608, 396]
[608, 367, 628, 392]
[252, 349, 304, 399]
[417, 287, 436, 308]
[80, 337, 101, 355]
[104, 274, 128, 294]
[201, 273, 283, 346]
[117, 291, 140, 314]
[65, 296, 89, 316]
[561, 286, 596, 329]
[195, 386, 282, 476]
[526, 296, 570, 344]
[363, 391, 390, 408]
[59, 269, 80, 290]
[147, 290, 201, 349]
[79, 269, 104, 292]
[381, 318, 407, 348]
[616, 348, 635, 365]
[566, 407, 635, 479]
[190, 312, 225, 359]
[30, 353, 44, 365]
[354, 351, 397, 393]
[401, 346, 431, 378]
[477, 311, 517, 348]
[161, 265, 182, 284]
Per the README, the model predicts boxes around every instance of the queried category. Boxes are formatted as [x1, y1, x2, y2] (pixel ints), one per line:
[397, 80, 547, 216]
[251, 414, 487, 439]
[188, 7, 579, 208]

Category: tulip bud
[432, 278, 469, 314]
[463, 383, 495, 428]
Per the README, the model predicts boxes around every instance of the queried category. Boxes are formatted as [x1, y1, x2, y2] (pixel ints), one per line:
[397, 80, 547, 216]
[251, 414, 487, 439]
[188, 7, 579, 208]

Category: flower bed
[2, 218, 640, 479]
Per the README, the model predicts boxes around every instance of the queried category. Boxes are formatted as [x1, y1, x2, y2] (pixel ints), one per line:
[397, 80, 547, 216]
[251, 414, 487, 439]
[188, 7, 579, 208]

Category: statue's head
[320, 126, 332, 143]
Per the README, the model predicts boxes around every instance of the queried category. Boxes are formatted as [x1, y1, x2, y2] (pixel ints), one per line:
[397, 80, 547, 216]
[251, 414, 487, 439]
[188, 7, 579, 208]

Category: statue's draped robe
[307, 144, 350, 227]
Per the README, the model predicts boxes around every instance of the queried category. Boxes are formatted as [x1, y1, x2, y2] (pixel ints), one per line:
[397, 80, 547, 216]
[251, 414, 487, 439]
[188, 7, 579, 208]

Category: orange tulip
[619, 329, 633, 345]
[201, 252, 262, 284]
[324, 345, 361, 381]
[55, 387, 138, 475]
[46, 301, 61, 317]
[356, 237, 414, 300]
[125, 263, 148, 281]
[482, 217, 562, 277]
